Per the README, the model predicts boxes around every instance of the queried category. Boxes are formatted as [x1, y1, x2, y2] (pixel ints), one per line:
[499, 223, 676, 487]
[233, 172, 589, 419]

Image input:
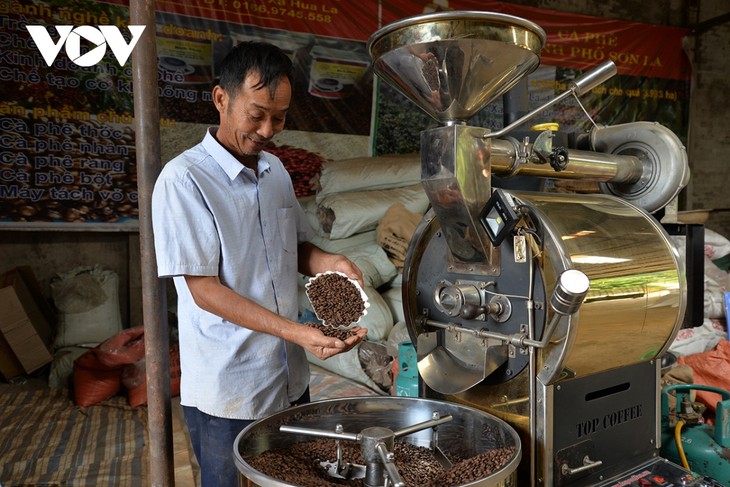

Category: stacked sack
[72, 326, 180, 408]
[309, 153, 427, 240]
[669, 228, 730, 357]
[48, 265, 124, 389]
[298, 154, 429, 391]
[666, 227, 730, 415]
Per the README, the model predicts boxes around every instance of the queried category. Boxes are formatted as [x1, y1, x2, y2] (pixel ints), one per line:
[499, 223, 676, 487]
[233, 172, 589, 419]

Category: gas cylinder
[660, 384, 730, 486]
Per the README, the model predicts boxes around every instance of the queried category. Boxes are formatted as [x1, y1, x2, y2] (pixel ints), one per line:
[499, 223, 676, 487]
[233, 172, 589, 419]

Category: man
[151, 41, 367, 486]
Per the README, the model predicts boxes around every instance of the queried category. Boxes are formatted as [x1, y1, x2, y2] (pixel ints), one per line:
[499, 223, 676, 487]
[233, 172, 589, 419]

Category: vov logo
[26, 25, 146, 67]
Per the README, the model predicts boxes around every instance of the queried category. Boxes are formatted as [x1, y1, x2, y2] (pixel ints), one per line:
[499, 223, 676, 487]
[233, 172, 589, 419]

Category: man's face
[213, 72, 291, 161]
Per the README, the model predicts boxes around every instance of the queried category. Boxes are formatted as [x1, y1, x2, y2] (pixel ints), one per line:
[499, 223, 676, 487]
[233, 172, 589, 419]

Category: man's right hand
[302, 325, 368, 360]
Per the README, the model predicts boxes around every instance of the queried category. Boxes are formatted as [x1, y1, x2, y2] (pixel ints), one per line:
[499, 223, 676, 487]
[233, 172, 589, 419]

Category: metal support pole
[129, 1, 174, 485]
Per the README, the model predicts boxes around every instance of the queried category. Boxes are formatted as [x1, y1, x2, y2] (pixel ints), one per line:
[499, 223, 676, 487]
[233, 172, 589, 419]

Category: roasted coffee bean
[307, 273, 365, 327]
[305, 322, 357, 341]
[247, 437, 516, 486]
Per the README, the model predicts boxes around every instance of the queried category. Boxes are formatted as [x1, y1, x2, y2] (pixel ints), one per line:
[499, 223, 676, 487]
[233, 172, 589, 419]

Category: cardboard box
[0, 267, 55, 380]
[0, 333, 25, 380]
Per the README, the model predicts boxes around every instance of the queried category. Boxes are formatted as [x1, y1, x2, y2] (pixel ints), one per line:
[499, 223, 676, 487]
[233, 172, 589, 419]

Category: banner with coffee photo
[372, 0, 691, 155]
[0, 0, 690, 227]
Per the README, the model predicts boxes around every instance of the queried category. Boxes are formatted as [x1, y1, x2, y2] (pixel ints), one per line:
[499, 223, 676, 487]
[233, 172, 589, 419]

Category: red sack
[94, 326, 145, 368]
[678, 339, 730, 412]
[122, 360, 147, 407]
[73, 350, 123, 407]
[123, 344, 181, 407]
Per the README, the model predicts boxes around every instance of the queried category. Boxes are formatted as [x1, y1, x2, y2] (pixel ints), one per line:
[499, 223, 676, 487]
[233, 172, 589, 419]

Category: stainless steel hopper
[368, 11, 546, 124]
[369, 11, 548, 272]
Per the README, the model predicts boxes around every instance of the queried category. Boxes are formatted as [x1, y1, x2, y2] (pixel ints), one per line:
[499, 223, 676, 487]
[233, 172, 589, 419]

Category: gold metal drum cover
[512, 191, 685, 382]
[403, 191, 684, 387]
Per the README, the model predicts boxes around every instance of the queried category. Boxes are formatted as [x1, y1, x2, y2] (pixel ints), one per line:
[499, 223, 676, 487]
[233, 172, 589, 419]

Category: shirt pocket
[277, 207, 298, 254]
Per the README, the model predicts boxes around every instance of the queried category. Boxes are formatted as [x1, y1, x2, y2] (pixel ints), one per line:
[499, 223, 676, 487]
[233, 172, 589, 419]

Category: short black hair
[217, 41, 293, 98]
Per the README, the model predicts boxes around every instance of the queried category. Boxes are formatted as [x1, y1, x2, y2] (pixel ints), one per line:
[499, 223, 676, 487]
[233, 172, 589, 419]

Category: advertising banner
[0, 0, 691, 228]
[1, 0, 139, 228]
[373, 1, 691, 155]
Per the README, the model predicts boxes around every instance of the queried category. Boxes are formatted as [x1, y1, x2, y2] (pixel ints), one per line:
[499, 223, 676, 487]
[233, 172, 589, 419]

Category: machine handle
[571, 60, 617, 96]
[485, 61, 617, 139]
[561, 456, 603, 476]
[392, 414, 453, 438]
[279, 425, 360, 442]
[376, 442, 405, 487]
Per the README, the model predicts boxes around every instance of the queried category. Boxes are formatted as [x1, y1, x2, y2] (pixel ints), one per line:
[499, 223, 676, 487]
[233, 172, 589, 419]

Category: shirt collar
[202, 127, 271, 180]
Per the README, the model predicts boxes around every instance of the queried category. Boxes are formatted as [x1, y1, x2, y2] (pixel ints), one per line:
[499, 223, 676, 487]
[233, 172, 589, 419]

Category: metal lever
[430, 412, 453, 470]
[561, 456, 603, 476]
[392, 414, 453, 438]
[484, 60, 617, 139]
[279, 425, 360, 441]
[376, 442, 405, 487]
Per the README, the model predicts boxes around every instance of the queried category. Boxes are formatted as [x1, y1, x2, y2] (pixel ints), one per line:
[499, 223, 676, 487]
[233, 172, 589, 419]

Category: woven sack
[72, 350, 122, 407]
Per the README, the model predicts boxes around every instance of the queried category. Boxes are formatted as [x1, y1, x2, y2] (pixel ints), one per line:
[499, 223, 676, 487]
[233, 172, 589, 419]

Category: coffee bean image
[306, 273, 366, 327]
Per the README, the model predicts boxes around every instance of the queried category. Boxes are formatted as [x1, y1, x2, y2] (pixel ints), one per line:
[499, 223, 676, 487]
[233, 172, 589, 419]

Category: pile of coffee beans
[246, 437, 516, 486]
[305, 322, 358, 341]
[433, 446, 516, 486]
[266, 144, 328, 198]
[306, 273, 366, 327]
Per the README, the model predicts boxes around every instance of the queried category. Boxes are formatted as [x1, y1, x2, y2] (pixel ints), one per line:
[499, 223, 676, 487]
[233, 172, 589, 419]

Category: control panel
[596, 458, 724, 487]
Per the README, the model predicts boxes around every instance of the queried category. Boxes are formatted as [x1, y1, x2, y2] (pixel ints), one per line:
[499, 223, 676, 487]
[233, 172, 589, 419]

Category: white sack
[315, 153, 421, 201]
[51, 266, 123, 349]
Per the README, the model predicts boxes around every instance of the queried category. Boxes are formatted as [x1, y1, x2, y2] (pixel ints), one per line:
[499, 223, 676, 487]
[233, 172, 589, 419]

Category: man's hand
[327, 254, 365, 290]
[303, 325, 368, 360]
[184, 273, 371, 361]
[298, 242, 365, 289]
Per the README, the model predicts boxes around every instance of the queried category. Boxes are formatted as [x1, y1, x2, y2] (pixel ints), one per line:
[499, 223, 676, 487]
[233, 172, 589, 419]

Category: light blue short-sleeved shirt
[151, 128, 314, 420]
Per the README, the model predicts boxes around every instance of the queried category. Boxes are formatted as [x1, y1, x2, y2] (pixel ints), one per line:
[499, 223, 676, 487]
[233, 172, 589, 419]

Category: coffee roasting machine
[233, 10, 724, 487]
[365, 10, 723, 487]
